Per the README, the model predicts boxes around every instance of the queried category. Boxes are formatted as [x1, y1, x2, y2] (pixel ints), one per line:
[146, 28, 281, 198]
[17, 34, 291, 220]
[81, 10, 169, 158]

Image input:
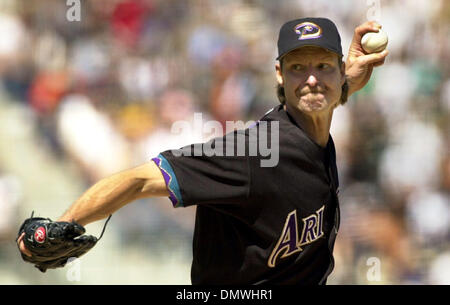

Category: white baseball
[361, 29, 388, 53]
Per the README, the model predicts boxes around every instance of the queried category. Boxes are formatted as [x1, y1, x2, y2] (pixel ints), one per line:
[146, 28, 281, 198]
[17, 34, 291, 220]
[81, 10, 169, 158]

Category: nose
[306, 74, 318, 87]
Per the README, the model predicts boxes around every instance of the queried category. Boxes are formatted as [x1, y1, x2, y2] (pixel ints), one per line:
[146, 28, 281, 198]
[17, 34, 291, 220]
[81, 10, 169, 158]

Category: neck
[284, 104, 333, 148]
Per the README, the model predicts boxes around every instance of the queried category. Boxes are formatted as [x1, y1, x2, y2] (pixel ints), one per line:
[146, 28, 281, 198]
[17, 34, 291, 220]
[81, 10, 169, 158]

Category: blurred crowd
[0, 0, 448, 284]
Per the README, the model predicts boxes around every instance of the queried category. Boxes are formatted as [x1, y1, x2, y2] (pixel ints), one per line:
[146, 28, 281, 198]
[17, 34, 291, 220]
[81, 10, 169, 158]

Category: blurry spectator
[137, 88, 204, 161]
[28, 71, 69, 116]
[56, 94, 131, 182]
[406, 189, 449, 246]
[118, 56, 169, 100]
[428, 251, 450, 284]
[0, 11, 31, 102]
[372, 62, 415, 125]
[68, 37, 111, 86]
[0, 12, 27, 72]
[442, 79, 450, 112]
[346, 96, 388, 183]
[116, 102, 156, 144]
[0, 173, 22, 241]
[110, 0, 153, 49]
[329, 105, 352, 186]
[339, 183, 418, 283]
[27, 69, 70, 157]
[209, 47, 255, 127]
[187, 25, 228, 67]
[378, 116, 445, 197]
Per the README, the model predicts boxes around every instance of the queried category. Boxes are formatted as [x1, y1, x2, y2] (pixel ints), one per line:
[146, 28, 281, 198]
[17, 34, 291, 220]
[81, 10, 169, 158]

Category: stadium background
[0, 0, 448, 284]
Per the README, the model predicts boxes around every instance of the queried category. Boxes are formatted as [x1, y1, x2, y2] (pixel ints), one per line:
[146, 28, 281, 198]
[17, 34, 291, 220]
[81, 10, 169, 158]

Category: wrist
[57, 214, 75, 223]
[345, 76, 356, 97]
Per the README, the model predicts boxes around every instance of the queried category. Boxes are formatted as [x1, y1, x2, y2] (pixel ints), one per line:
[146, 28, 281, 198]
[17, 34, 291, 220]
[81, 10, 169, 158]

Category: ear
[340, 61, 346, 86]
[275, 63, 284, 86]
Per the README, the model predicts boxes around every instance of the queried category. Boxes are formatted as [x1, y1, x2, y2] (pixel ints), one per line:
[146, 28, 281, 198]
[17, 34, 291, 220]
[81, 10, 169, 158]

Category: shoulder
[245, 105, 308, 146]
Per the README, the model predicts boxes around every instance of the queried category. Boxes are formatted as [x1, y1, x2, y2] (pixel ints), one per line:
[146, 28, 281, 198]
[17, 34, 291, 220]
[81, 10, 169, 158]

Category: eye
[318, 63, 331, 70]
[292, 64, 305, 71]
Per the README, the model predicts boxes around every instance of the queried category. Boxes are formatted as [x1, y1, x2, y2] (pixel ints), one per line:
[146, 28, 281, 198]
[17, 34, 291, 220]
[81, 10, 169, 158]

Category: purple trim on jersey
[248, 120, 259, 129]
[151, 155, 183, 208]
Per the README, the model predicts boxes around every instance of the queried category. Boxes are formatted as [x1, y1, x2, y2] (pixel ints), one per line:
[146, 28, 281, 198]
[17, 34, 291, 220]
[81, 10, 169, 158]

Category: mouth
[295, 87, 326, 99]
[298, 92, 325, 102]
[303, 92, 324, 97]
[295, 89, 327, 110]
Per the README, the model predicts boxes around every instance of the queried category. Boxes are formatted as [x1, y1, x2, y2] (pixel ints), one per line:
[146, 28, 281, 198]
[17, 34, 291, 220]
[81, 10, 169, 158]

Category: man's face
[276, 46, 345, 114]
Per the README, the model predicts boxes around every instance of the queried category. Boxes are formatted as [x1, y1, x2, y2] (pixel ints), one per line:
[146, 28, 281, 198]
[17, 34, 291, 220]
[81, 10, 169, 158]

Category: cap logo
[34, 226, 46, 243]
[294, 22, 322, 40]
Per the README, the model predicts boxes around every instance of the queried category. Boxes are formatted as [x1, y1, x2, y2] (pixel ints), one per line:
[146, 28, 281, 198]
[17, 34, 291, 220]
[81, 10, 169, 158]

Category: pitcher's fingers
[353, 21, 382, 42]
[373, 57, 386, 67]
[356, 49, 388, 66]
[17, 233, 33, 257]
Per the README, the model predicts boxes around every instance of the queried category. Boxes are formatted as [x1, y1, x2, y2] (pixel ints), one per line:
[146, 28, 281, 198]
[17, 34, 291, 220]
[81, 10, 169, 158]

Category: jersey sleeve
[151, 135, 250, 208]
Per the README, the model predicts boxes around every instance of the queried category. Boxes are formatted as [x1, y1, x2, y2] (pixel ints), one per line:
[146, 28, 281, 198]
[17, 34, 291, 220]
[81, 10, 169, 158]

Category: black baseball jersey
[152, 104, 340, 284]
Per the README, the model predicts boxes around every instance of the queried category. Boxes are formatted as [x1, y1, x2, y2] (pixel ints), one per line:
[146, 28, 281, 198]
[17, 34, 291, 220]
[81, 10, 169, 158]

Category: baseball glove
[16, 212, 111, 272]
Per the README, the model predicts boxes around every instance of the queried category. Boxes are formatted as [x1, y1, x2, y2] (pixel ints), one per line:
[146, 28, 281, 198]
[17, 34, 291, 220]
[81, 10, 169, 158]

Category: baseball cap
[277, 17, 343, 60]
